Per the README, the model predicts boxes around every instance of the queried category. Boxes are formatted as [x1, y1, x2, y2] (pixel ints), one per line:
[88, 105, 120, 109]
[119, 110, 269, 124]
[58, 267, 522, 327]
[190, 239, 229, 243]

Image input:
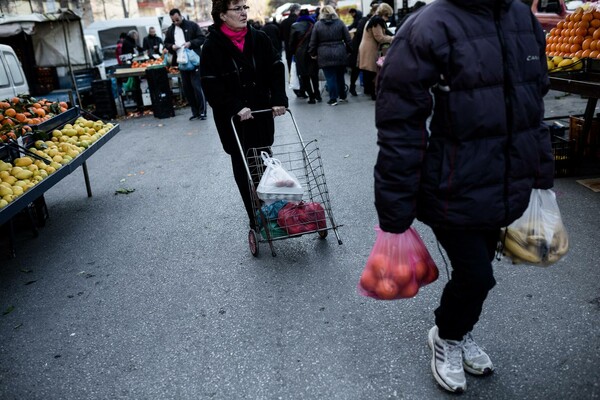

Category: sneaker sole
[464, 363, 494, 376]
[428, 327, 467, 394]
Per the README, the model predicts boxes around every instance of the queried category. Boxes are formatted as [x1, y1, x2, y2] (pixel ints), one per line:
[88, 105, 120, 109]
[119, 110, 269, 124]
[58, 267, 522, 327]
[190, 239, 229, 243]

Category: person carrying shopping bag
[373, 0, 553, 394]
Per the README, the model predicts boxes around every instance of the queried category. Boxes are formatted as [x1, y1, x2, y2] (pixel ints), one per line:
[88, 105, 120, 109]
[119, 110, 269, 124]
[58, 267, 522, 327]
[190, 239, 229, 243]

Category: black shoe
[199, 114, 207, 120]
[315, 96, 322, 103]
[189, 115, 200, 120]
[349, 87, 358, 96]
[307, 99, 316, 104]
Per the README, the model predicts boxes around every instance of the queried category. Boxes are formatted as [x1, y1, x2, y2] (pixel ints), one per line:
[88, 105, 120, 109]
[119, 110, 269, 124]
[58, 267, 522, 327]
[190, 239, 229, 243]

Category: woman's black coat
[200, 24, 288, 155]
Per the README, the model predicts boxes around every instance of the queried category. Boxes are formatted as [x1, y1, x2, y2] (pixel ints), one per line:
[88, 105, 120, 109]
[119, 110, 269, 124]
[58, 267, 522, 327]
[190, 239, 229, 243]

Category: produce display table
[109, 67, 182, 114]
[549, 67, 600, 161]
[0, 107, 120, 255]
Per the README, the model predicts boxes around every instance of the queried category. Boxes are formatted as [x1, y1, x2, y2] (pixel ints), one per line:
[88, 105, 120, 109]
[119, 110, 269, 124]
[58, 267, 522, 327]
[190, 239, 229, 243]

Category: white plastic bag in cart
[501, 189, 569, 267]
[256, 151, 303, 203]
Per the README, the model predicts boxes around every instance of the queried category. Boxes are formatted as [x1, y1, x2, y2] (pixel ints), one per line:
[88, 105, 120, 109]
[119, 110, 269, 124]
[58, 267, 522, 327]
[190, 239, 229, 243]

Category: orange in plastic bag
[358, 226, 439, 300]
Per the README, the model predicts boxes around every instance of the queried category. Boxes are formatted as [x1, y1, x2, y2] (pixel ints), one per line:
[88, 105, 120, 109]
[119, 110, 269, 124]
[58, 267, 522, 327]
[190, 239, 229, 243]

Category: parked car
[0, 44, 29, 99]
[272, 3, 318, 23]
[530, 0, 572, 32]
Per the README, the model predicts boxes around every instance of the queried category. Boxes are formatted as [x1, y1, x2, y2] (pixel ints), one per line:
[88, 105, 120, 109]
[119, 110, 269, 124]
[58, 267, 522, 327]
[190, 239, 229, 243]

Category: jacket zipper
[494, 3, 512, 225]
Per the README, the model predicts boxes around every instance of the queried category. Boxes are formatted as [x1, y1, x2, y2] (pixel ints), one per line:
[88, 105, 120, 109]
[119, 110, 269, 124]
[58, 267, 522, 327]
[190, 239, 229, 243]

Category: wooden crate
[569, 115, 600, 158]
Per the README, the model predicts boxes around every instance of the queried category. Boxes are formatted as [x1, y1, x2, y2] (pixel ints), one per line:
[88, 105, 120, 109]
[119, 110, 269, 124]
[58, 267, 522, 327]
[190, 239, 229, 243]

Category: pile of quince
[547, 55, 585, 72]
[0, 117, 114, 208]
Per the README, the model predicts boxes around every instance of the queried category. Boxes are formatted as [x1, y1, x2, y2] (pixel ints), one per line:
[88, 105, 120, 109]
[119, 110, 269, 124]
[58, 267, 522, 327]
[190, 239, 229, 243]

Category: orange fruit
[591, 19, 600, 29]
[591, 40, 599, 51]
[571, 44, 581, 53]
[589, 50, 600, 58]
[582, 49, 591, 58]
[4, 108, 15, 117]
[594, 29, 600, 40]
[414, 260, 429, 283]
[397, 281, 419, 298]
[557, 21, 565, 29]
[390, 263, 413, 287]
[582, 38, 592, 50]
[582, 12, 593, 22]
[10, 97, 19, 104]
[15, 113, 26, 122]
[578, 20, 589, 30]
[367, 253, 389, 278]
[375, 278, 399, 300]
[59, 101, 68, 109]
[359, 268, 378, 292]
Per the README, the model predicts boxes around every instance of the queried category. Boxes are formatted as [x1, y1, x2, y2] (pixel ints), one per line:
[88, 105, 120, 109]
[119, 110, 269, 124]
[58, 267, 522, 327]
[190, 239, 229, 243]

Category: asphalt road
[0, 86, 598, 400]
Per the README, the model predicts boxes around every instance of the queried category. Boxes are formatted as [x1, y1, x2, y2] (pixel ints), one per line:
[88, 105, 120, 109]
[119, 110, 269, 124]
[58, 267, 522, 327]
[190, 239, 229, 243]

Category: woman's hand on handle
[237, 107, 253, 121]
[272, 106, 286, 117]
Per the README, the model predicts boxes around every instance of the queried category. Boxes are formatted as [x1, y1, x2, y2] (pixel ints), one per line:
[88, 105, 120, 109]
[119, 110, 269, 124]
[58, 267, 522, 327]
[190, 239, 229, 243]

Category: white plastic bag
[501, 189, 569, 266]
[256, 151, 303, 202]
[289, 59, 300, 90]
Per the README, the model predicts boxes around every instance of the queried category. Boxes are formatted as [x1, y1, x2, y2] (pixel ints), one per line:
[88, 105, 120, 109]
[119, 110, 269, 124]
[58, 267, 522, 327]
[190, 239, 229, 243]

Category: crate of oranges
[545, 4, 600, 71]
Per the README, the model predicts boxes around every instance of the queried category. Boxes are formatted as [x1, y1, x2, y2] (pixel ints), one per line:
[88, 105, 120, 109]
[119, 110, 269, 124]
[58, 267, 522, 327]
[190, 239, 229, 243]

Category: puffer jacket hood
[374, 0, 553, 233]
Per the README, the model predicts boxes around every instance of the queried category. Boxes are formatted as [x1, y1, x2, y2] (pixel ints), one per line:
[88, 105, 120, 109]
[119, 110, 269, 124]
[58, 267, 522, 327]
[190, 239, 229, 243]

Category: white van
[0, 44, 29, 99]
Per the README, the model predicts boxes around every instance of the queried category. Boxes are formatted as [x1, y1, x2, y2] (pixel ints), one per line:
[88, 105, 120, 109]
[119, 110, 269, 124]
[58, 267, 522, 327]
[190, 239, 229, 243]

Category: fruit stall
[545, 4, 600, 174]
[0, 95, 119, 257]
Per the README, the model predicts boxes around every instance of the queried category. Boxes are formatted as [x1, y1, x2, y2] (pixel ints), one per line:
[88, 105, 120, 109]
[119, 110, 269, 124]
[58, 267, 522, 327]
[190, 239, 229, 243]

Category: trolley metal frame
[231, 109, 343, 257]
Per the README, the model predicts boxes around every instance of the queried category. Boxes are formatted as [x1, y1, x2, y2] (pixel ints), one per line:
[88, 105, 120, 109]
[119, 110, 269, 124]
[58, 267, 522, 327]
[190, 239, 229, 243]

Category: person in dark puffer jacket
[374, 0, 553, 394]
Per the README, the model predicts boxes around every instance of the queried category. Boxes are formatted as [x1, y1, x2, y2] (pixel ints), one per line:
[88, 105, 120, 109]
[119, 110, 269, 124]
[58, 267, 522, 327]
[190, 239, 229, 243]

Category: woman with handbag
[200, 0, 288, 231]
[358, 3, 394, 100]
[308, 5, 352, 106]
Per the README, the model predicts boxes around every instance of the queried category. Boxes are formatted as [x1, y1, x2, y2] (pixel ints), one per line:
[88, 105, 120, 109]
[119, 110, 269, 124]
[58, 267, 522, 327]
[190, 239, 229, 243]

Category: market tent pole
[61, 16, 82, 107]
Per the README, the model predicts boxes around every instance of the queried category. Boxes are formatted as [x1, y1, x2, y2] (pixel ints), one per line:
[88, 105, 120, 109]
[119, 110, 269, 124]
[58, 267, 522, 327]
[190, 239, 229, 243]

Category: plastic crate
[569, 115, 600, 159]
[552, 135, 574, 177]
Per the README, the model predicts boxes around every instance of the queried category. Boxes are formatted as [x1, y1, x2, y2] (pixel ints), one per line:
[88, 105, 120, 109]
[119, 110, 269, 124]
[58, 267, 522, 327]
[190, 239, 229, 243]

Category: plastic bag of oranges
[358, 226, 439, 300]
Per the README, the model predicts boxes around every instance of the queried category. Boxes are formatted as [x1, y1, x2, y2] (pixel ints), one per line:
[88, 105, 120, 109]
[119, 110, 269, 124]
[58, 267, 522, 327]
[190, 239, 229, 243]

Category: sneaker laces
[462, 333, 483, 359]
[443, 340, 464, 370]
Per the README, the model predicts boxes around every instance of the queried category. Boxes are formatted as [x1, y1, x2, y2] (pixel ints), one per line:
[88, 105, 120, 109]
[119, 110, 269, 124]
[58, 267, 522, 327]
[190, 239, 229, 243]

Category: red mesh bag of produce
[358, 226, 439, 300]
[277, 201, 326, 235]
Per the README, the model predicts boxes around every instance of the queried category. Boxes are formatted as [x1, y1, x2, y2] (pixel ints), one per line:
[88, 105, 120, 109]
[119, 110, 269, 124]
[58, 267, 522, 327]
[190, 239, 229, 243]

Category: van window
[3, 51, 25, 86]
[0, 59, 10, 88]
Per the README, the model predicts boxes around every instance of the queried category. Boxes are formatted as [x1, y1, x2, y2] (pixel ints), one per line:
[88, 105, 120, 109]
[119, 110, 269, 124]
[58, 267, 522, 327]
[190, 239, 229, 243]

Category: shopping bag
[256, 200, 288, 239]
[277, 201, 326, 235]
[501, 189, 569, 266]
[358, 226, 439, 300]
[288, 58, 300, 90]
[256, 151, 303, 202]
[178, 48, 200, 71]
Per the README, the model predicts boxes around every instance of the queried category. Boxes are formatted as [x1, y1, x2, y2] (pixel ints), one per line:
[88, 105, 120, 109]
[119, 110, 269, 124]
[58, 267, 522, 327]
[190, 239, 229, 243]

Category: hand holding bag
[358, 226, 439, 300]
[178, 48, 200, 71]
[501, 189, 569, 266]
[256, 151, 303, 202]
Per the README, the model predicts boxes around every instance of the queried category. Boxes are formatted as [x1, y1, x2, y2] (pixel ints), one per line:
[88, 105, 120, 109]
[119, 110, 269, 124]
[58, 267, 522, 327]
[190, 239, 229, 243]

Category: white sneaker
[428, 326, 467, 393]
[461, 332, 494, 376]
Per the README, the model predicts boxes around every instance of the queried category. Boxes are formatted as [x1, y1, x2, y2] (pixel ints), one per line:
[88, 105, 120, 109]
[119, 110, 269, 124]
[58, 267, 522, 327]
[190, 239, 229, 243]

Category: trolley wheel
[318, 229, 328, 239]
[249, 229, 259, 257]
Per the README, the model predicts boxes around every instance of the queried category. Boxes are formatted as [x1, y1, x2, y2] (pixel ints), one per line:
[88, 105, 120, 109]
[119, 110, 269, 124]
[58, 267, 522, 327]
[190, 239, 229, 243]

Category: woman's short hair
[376, 3, 393, 17]
[211, 0, 230, 27]
[319, 5, 338, 20]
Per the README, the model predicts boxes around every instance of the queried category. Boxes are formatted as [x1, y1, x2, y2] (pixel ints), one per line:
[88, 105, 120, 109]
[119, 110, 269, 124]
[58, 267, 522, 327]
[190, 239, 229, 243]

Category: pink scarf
[220, 24, 247, 52]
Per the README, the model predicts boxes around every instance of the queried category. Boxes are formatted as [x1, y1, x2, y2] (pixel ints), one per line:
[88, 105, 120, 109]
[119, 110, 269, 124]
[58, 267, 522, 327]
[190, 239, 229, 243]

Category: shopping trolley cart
[231, 109, 343, 257]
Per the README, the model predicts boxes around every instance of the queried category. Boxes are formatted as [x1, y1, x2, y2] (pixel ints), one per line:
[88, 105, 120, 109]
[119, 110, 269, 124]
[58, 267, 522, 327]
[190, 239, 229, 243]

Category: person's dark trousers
[349, 66, 360, 95]
[322, 66, 347, 101]
[190, 68, 207, 116]
[432, 228, 499, 341]
[180, 68, 205, 117]
[300, 74, 320, 101]
[230, 150, 257, 227]
[362, 69, 376, 98]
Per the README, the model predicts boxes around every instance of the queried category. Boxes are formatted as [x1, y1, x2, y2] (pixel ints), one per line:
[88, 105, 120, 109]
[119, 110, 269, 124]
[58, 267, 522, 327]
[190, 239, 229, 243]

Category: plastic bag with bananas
[500, 189, 569, 267]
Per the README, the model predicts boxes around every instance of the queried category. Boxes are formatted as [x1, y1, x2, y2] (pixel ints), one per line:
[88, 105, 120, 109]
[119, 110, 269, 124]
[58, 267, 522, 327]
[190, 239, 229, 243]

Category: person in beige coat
[358, 3, 394, 100]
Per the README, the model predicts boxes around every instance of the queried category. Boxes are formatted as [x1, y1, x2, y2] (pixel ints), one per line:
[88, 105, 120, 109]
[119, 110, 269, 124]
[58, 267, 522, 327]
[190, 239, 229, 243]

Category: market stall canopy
[0, 9, 89, 68]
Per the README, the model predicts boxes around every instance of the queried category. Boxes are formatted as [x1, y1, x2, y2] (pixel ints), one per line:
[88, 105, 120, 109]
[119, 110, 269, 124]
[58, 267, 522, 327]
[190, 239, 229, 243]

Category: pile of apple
[0, 117, 114, 208]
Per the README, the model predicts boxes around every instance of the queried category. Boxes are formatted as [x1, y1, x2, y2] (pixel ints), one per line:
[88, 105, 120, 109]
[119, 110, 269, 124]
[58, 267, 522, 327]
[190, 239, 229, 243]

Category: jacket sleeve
[200, 42, 245, 116]
[189, 23, 206, 50]
[374, 28, 438, 234]
[164, 27, 175, 53]
[371, 24, 393, 45]
[261, 32, 288, 108]
[308, 23, 318, 57]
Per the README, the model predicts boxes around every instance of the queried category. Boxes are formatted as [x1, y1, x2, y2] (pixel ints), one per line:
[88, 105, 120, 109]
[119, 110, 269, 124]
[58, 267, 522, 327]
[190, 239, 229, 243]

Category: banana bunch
[501, 223, 569, 266]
